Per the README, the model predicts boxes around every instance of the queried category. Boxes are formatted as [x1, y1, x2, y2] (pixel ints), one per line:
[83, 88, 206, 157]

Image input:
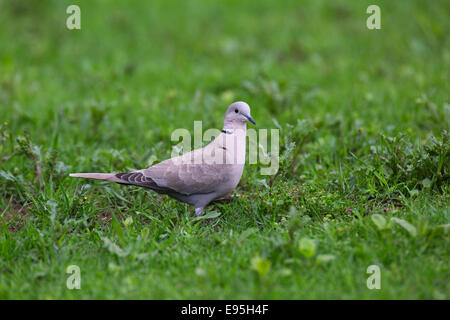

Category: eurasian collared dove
[70, 101, 255, 216]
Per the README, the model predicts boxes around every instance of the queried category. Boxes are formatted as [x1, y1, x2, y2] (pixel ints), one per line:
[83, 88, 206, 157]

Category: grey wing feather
[141, 151, 230, 195]
[114, 171, 173, 193]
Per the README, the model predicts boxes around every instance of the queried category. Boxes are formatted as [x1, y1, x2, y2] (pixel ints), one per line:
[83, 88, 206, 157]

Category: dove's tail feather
[69, 173, 121, 182]
[69, 171, 167, 191]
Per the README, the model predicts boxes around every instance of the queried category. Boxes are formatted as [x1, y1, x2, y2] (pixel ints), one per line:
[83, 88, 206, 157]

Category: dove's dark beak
[243, 113, 256, 125]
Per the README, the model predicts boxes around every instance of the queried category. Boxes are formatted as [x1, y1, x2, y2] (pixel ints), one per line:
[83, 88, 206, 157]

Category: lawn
[0, 0, 448, 299]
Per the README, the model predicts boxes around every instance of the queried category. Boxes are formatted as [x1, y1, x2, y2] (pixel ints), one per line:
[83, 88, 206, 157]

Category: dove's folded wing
[142, 147, 230, 195]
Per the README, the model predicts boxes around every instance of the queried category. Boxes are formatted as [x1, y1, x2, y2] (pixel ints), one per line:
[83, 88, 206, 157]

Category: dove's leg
[195, 207, 204, 217]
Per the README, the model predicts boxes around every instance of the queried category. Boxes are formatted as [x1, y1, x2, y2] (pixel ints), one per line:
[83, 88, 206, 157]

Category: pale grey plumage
[70, 101, 255, 216]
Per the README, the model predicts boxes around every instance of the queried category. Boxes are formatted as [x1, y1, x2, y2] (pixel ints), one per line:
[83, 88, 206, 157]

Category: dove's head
[223, 101, 255, 129]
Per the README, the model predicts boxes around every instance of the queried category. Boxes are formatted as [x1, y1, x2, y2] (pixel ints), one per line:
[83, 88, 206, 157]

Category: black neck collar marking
[222, 129, 234, 134]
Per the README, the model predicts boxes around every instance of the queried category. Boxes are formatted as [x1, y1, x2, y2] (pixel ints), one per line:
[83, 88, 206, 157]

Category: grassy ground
[0, 0, 449, 299]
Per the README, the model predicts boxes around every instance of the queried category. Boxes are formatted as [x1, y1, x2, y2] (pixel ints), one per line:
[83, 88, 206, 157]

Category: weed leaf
[371, 214, 388, 231]
[193, 211, 221, 221]
[298, 238, 316, 258]
[101, 237, 129, 257]
[251, 256, 271, 277]
[391, 218, 417, 237]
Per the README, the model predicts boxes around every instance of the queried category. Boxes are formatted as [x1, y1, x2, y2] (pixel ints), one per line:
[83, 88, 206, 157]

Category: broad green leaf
[298, 238, 316, 258]
[371, 214, 387, 230]
[251, 256, 271, 277]
[193, 211, 221, 221]
[421, 178, 431, 188]
[391, 218, 417, 237]
[123, 216, 133, 228]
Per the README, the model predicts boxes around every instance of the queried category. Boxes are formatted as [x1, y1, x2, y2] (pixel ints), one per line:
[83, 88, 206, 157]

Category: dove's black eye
[234, 109, 239, 113]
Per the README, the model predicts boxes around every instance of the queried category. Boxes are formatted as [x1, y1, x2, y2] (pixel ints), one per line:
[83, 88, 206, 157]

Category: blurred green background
[0, 0, 448, 299]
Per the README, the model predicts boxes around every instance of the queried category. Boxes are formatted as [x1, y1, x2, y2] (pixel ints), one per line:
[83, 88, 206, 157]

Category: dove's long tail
[69, 171, 169, 192]
[69, 173, 122, 183]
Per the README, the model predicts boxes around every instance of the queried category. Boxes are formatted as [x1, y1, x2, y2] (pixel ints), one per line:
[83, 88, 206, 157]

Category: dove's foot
[195, 207, 204, 217]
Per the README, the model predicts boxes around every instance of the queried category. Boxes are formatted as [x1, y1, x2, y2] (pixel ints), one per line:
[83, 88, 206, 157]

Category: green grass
[0, 0, 449, 299]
